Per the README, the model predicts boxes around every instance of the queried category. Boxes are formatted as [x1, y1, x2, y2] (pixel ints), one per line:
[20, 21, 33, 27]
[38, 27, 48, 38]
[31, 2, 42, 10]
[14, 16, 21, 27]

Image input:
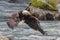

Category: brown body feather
[7, 10, 47, 35]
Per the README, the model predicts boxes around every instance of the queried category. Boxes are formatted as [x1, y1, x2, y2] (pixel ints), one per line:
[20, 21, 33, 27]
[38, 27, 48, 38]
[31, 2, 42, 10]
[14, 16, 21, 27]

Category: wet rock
[46, 13, 54, 20]
[28, 6, 60, 20]
[0, 34, 10, 40]
[54, 13, 60, 20]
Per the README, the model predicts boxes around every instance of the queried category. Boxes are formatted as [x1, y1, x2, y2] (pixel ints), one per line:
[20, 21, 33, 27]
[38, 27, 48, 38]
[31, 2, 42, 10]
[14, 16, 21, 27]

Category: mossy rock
[47, 0, 58, 7]
[30, 0, 47, 9]
[30, 0, 58, 11]
[45, 2, 58, 11]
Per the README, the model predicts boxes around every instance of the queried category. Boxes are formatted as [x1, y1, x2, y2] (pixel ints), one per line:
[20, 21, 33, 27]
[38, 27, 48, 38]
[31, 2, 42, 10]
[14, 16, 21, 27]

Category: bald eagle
[7, 10, 47, 35]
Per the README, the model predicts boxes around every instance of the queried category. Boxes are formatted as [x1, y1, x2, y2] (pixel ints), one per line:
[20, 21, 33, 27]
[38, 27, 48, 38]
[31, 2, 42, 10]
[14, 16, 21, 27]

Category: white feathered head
[22, 10, 31, 15]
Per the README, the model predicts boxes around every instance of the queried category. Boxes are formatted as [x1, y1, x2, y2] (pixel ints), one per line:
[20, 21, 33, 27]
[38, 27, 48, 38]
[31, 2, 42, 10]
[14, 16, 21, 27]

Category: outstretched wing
[7, 11, 20, 29]
[25, 16, 45, 35]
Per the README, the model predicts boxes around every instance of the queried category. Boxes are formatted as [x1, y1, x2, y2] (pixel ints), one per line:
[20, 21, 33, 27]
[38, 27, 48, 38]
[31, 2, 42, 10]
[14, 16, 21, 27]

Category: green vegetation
[47, 0, 58, 7]
[30, 0, 46, 9]
[30, 0, 58, 11]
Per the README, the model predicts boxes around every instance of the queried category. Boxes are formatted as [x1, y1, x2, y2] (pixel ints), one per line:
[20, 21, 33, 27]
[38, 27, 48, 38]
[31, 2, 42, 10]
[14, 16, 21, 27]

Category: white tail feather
[18, 20, 25, 25]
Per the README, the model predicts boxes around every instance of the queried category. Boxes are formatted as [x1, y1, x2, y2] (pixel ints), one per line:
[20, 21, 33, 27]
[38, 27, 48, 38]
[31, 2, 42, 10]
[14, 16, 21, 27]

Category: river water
[0, 0, 60, 40]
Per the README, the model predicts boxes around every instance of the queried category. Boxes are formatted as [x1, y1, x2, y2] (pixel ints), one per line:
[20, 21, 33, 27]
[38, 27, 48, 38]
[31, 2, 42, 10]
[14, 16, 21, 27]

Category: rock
[46, 13, 54, 20]
[0, 34, 10, 40]
[54, 13, 60, 20]
[30, 0, 58, 11]
[28, 6, 60, 20]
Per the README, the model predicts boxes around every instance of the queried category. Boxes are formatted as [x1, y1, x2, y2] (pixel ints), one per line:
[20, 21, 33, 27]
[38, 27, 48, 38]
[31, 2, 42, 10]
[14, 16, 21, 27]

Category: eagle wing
[25, 16, 45, 35]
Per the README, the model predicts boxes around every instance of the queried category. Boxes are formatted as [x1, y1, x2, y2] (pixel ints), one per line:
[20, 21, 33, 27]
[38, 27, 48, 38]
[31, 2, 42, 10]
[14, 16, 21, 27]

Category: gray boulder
[28, 6, 60, 20]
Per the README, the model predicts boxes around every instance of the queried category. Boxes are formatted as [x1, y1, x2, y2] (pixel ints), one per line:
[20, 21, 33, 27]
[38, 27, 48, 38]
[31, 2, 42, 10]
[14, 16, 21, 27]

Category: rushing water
[0, 0, 60, 40]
